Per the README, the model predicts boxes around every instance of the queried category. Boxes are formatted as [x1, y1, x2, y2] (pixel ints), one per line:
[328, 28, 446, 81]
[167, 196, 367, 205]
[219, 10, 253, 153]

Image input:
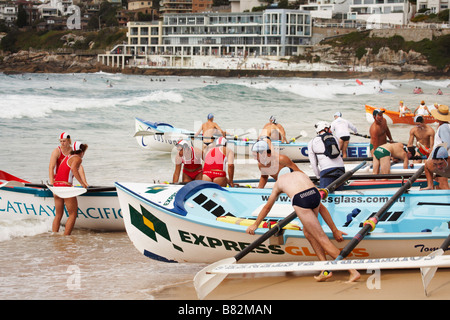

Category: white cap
[314, 121, 330, 134]
[431, 145, 448, 159]
[334, 112, 342, 117]
[252, 140, 270, 152]
[176, 139, 190, 148]
[59, 132, 70, 139]
[72, 141, 82, 151]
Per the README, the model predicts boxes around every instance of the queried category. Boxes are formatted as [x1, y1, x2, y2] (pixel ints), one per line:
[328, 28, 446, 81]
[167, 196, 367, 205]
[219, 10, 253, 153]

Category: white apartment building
[99, 8, 313, 67]
[416, 0, 449, 13]
[0, 5, 17, 25]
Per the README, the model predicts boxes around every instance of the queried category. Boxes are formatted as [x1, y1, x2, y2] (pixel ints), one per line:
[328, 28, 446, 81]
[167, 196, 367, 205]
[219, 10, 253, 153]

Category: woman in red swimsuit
[52, 141, 89, 235]
[202, 137, 235, 187]
[172, 140, 203, 183]
[49, 132, 72, 185]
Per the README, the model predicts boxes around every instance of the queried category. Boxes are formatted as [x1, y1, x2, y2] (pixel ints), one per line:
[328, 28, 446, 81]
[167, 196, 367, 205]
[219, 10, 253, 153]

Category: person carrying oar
[246, 171, 360, 283]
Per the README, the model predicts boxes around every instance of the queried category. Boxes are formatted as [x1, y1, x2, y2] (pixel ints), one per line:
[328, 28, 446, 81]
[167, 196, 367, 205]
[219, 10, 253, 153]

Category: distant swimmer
[260, 115, 288, 143]
[246, 171, 360, 283]
[436, 88, 443, 95]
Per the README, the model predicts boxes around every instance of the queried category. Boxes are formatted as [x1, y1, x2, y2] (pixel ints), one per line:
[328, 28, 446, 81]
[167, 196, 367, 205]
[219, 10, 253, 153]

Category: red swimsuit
[54, 155, 76, 186]
[182, 147, 203, 179]
[203, 147, 226, 179]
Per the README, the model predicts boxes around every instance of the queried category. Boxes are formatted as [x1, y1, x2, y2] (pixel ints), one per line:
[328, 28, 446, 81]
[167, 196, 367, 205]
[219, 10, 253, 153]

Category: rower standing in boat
[308, 121, 345, 190]
[330, 111, 358, 159]
[172, 140, 203, 183]
[260, 115, 288, 143]
[422, 145, 450, 190]
[202, 137, 235, 187]
[246, 171, 360, 283]
[195, 113, 226, 153]
[251, 140, 302, 188]
[407, 115, 435, 161]
[369, 109, 393, 156]
[52, 142, 89, 235]
[372, 142, 412, 175]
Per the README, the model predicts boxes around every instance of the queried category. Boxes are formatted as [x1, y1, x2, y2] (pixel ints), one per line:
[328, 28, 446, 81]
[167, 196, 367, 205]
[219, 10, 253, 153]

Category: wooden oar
[289, 130, 308, 143]
[420, 233, 450, 296]
[46, 185, 116, 198]
[194, 161, 367, 300]
[335, 165, 425, 261]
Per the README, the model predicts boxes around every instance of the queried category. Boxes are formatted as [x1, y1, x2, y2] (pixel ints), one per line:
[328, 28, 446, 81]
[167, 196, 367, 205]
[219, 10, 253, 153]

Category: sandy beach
[153, 268, 450, 300]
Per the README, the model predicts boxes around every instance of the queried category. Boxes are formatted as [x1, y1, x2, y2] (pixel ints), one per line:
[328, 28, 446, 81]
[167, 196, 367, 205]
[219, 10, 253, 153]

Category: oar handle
[336, 165, 425, 260]
[440, 233, 450, 251]
[234, 161, 367, 263]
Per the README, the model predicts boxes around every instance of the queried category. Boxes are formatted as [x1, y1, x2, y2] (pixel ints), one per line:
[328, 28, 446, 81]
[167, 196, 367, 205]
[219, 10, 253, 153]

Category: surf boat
[0, 171, 123, 231]
[365, 105, 437, 125]
[115, 180, 450, 264]
[134, 118, 371, 161]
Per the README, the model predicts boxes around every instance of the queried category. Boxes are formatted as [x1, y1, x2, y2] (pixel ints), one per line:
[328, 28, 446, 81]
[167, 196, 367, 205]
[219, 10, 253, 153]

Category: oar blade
[421, 248, 446, 296]
[46, 185, 87, 198]
[194, 257, 236, 300]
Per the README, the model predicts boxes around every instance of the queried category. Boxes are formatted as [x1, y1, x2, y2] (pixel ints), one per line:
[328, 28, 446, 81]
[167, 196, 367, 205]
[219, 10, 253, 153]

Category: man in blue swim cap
[195, 113, 227, 153]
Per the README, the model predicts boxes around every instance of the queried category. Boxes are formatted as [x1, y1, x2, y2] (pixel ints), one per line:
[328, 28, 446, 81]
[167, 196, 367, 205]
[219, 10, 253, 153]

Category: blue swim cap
[207, 113, 214, 120]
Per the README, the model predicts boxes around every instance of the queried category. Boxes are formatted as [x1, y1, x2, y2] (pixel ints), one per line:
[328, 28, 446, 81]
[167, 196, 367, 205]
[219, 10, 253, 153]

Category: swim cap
[269, 115, 277, 124]
[252, 140, 270, 152]
[431, 146, 448, 160]
[372, 109, 385, 117]
[60, 132, 70, 139]
[334, 112, 342, 117]
[207, 113, 214, 120]
[216, 137, 227, 146]
[414, 115, 424, 123]
[72, 141, 82, 151]
[314, 121, 330, 134]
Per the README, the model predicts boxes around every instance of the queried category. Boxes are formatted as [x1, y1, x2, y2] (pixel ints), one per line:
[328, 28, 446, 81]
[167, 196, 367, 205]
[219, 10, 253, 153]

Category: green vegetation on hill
[1, 27, 127, 53]
[324, 31, 450, 69]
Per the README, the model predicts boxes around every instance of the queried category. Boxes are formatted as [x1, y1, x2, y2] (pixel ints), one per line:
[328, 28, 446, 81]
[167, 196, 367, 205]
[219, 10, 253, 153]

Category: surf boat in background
[115, 180, 450, 264]
[134, 117, 371, 161]
[0, 170, 124, 231]
[365, 105, 437, 125]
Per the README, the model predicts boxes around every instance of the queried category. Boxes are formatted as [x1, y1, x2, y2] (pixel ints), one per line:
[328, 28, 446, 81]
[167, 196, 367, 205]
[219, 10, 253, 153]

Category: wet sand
[153, 268, 450, 300]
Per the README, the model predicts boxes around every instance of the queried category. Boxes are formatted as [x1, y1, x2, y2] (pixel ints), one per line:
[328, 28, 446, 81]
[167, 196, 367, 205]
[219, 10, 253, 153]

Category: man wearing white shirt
[330, 112, 358, 159]
[308, 121, 345, 190]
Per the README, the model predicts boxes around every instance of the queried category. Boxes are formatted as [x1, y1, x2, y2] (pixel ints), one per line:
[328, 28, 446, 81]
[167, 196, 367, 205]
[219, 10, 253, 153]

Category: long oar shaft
[337, 165, 425, 260]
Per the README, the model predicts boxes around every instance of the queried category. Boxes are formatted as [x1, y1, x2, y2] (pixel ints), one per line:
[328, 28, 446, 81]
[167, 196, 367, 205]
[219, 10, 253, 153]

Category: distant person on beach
[414, 100, 430, 116]
[422, 145, 450, 190]
[195, 113, 227, 151]
[172, 140, 203, 183]
[407, 115, 435, 161]
[308, 121, 345, 190]
[330, 112, 358, 158]
[369, 109, 393, 155]
[52, 141, 89, 235]
[436, 88, 443, 95]
[246, 171, 360, 283]
[202, 137, 234, 187]
[260, 115, 288, 143]
[372, 142, 411, 175]
[398, 101, 411, 117]
[251, 140, 302, 188]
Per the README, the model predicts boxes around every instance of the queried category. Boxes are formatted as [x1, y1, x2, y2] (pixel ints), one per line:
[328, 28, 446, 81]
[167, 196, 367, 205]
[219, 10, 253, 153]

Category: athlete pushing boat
[246, 171, 361, 283]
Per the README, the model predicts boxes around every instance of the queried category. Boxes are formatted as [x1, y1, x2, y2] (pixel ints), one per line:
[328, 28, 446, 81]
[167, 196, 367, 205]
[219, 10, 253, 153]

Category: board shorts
[340, 136, 350, 142]
[291, 187, 321, 209]
[374, 146, 391, 160]
[183, 168, 203, 180]
[203, 170, 226, 180]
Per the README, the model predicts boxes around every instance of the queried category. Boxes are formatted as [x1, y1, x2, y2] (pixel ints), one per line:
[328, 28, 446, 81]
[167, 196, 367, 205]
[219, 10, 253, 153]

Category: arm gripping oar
[336, 165, 425, 261]
[194, 161, 366, 299]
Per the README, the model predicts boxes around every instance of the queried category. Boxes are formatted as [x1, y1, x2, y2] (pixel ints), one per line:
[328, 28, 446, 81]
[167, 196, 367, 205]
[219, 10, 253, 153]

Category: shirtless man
[195, 113, 226, 151]
[260, 116, 288, 143]
[407, 115, 435, 161]
[369, 109, 393, 156]
[246, 171, 360, 283]
[372, 142, 411, 175]
[422, 145, 450, 190]
[251, 140, 302, 188]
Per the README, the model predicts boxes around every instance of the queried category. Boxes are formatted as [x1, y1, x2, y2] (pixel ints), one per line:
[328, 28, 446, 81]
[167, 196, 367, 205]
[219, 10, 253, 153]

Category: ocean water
[0, 72, 449, 300]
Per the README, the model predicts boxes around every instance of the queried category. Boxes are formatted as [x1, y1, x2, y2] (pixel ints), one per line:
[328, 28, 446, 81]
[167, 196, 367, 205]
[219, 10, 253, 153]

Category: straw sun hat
[431, 104, 450, 122]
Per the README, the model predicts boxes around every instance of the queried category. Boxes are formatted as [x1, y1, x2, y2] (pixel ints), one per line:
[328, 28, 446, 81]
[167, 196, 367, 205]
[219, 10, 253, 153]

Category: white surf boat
[134, 118, 371, 161]
[0, 171, 123, 231]
[115, 179, 450, 264]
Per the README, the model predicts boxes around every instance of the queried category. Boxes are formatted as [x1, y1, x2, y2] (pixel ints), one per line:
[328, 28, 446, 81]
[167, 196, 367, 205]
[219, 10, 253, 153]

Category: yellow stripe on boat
[217, 216, 301, 230]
